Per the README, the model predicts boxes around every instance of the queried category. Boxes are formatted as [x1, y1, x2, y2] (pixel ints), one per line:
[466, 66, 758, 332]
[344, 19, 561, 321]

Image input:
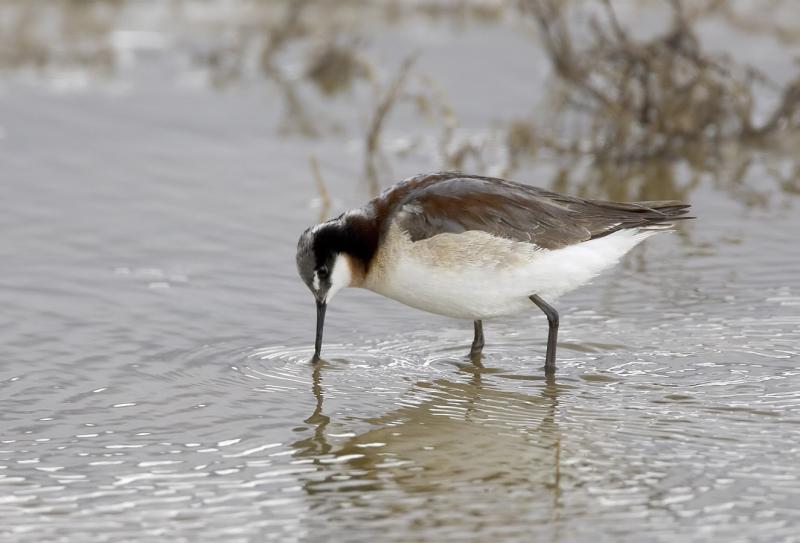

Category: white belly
[364, 226, 657, 320]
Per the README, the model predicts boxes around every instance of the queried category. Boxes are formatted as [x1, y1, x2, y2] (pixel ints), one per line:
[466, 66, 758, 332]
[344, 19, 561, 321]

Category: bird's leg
[470, 320, 485, 358]
[529, 295, 559, 375]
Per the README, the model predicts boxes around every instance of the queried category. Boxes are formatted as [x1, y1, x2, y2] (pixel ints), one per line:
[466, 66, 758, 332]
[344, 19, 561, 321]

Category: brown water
[2, 2, 800, 541]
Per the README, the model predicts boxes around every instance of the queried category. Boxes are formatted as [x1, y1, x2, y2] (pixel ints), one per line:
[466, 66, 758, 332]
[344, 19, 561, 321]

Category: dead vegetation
[290, 0, 794, 202]
[364, 55, 417, 195]
[356, 0, 800, 203]
[309, 155, 332, 221]
[3, 0, 799, 204]
[0, 0, 119, 77]
[306, 40, 371, 96]
[522, 0, 800, 163]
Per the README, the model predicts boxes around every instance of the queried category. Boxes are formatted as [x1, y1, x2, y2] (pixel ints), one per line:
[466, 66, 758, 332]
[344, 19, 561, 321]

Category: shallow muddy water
[1, 2, 800, 541]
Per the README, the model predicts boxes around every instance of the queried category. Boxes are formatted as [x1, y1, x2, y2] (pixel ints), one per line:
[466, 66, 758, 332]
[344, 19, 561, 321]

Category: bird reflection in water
[292, 351, 566, 524]
[291, 362, 332, 458]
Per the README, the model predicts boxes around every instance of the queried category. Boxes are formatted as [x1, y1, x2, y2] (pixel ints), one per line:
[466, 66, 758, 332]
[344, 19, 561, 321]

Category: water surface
[1, 2, 800, 541]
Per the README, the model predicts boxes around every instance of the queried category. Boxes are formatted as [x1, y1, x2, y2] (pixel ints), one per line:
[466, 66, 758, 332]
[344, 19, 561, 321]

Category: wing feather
[389, 173, 691, 250]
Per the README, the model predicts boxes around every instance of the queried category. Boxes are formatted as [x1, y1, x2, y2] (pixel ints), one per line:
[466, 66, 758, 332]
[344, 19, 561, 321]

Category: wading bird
[296, 172, 691, 374]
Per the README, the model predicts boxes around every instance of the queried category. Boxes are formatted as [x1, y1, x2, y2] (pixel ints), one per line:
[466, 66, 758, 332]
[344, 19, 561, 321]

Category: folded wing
[391, 173, 691, 250]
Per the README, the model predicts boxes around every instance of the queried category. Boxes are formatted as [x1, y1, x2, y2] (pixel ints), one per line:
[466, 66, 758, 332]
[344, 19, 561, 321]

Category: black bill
[313, 300, 326, 360]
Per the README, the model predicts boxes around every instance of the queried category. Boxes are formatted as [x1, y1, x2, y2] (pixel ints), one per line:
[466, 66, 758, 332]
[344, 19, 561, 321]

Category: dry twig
[364, 54, 417, 195]
[309, 155, 331, 222]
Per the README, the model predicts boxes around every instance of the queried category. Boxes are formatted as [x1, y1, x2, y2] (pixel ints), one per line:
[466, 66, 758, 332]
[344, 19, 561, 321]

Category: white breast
[364, 224, 659, 320]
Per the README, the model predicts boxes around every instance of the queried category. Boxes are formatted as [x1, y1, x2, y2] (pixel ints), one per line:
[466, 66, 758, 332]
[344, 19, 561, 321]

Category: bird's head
[296, 217, 360, 359]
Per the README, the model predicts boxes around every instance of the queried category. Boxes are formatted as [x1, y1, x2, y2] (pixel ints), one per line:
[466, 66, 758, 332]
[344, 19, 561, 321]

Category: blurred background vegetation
[2, 0, 799, 207]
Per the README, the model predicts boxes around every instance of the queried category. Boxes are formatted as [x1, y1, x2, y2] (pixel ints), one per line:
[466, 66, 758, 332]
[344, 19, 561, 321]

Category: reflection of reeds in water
[306, 40, 371, 97]
[523, 0, 800, 162]
[0, 0, 119, 77]
[2, 0, 799, 204]
[364, 55, 416, 196]
[357, 0, 800, 202]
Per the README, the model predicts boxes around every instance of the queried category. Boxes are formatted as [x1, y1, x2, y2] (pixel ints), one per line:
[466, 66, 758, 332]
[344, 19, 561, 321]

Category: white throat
[325, 253, 353, 302]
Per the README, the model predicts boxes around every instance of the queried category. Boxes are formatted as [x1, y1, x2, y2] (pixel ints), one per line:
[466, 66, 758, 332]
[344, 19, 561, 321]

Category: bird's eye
[318, 266, 329, 278]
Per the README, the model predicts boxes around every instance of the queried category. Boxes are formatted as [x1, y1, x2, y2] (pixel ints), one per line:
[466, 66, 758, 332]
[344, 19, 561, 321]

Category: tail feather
[587, 199, 694, 240]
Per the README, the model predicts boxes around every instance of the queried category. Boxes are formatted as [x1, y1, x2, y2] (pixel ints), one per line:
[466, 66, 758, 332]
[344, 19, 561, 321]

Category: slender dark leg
[470, 320, 485, 356]
[529, 295, 559, 375]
